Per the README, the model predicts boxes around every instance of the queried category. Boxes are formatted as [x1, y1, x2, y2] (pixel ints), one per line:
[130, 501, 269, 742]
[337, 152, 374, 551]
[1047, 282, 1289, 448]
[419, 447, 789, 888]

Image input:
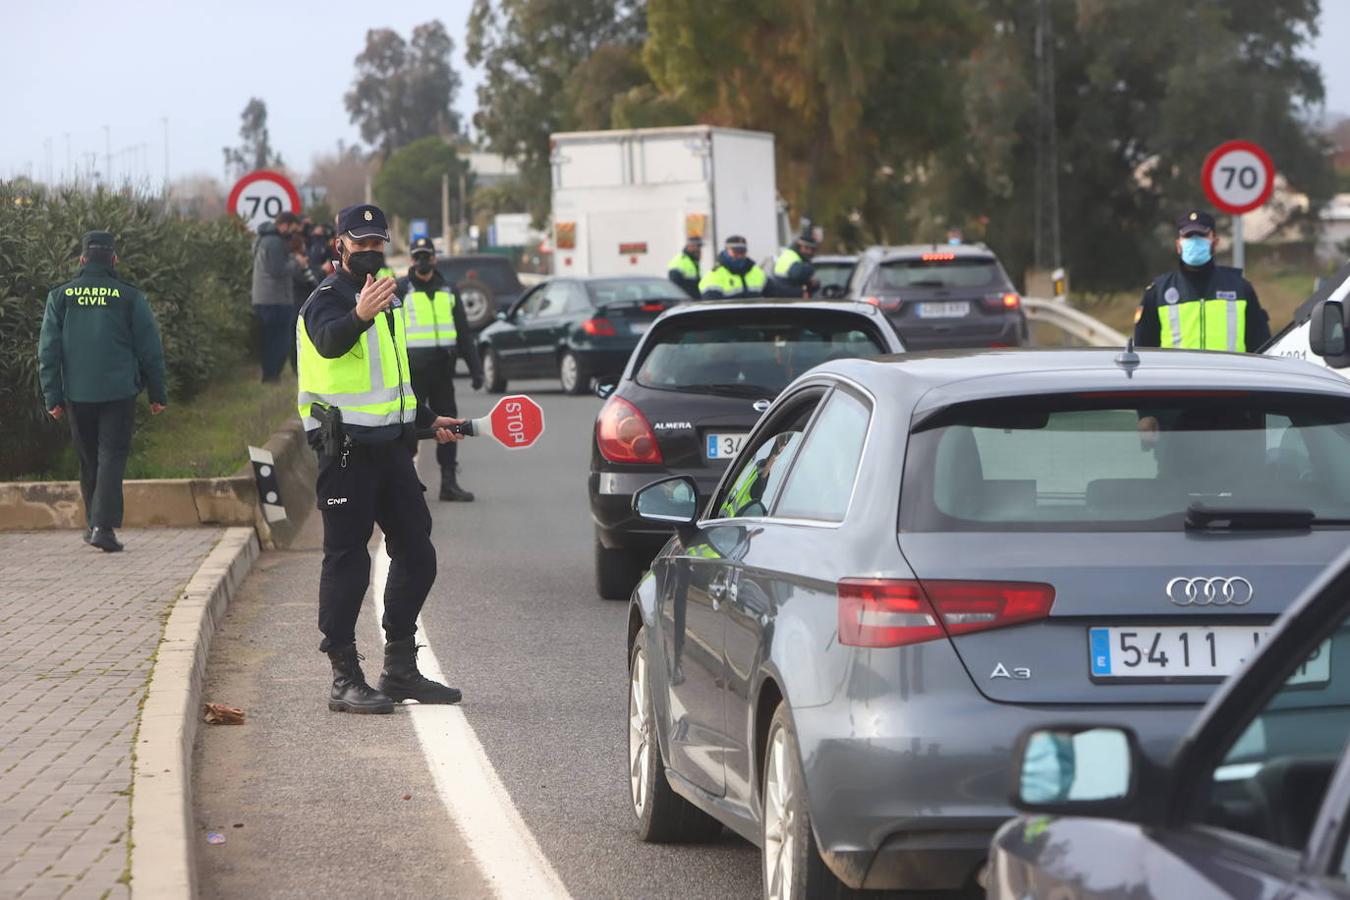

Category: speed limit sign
[1201, 141, 1275, 215]
[228, 170, 303, 232]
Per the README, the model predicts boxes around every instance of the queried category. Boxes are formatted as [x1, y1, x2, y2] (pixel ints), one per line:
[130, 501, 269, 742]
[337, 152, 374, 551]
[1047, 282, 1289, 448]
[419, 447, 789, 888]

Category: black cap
[685, 234, 704, 244]
[336, 204, 390, 241]
[1176, 209, 1216, 236]
[410, 236, 436, 257]
[81, 230, 116, 256]
[725, 234, 748, 249]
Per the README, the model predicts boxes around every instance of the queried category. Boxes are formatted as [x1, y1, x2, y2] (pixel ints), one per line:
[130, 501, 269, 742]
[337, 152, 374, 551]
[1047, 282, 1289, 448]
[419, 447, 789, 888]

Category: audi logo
[1165, 576, 1254, 607]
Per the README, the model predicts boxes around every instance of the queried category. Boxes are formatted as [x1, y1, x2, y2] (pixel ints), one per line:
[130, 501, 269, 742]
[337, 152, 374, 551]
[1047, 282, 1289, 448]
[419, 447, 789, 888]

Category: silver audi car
[623, 347, 1350, 898]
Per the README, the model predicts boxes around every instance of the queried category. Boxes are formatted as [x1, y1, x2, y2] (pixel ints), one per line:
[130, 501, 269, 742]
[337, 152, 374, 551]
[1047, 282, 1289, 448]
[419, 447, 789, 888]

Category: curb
[129, 526, 260, 899]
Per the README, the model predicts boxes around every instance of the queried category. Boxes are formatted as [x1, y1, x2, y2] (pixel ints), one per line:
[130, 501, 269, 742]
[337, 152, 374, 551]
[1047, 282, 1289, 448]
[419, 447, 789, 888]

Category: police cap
[725, 234, 748, 251]
[336, 204, 390, 241]
[81, 230, 116, 256]
[1176, 209, 1216, 236]
[410, 236, 436, 257]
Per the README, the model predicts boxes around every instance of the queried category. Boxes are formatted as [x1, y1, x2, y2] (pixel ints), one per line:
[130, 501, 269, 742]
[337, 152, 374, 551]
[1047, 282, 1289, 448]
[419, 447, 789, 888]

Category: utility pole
[441, 172, 451, 254]
[364, 173, 373, 205]
[1032, 0, 1062, 271]
[103, 125, 112, 187]
[458, 169, 468, 254]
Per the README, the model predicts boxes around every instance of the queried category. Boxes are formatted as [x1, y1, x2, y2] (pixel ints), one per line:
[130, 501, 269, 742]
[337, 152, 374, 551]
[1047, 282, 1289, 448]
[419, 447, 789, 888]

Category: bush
[0, 183, 253, 478]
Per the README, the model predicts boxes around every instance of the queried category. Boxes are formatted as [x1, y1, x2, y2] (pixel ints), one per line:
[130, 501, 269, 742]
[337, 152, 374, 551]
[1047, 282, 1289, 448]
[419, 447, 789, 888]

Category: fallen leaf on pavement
[203, 703, 245, 725]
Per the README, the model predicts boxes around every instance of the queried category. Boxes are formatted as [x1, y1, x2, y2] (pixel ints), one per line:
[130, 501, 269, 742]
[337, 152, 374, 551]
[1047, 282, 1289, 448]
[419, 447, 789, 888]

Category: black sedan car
[992, 543, 1350, 899]
[847, 244, 1027, 349]
[589, 299, 904, 599]
[477, 276, 685, 395]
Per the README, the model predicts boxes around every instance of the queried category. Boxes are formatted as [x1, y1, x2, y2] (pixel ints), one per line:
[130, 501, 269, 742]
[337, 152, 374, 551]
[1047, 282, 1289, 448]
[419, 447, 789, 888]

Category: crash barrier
[0, 419, 316, 549]
[1023, 296, 1128, 347]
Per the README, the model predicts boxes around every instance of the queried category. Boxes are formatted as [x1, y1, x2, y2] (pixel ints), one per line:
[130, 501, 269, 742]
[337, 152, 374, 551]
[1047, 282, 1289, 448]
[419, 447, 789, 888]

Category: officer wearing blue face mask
[1134, 209, 1269, 352]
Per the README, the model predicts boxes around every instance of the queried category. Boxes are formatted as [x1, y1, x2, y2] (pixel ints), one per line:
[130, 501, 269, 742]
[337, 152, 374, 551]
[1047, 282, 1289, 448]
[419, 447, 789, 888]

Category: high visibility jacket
[718, 465, 762, 518]
[699, 263, 767, 299]
[773, 247, 803, 276]
[296, 295, 415, 433]
[1135, 265, 1268, 353]
[376, 265, 397, 281]
[668, 251, 701, 299]
[404, 285, 457, 349]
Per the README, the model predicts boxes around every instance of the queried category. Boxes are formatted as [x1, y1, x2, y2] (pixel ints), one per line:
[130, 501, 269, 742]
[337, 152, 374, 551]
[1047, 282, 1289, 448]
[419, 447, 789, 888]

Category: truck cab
[1265, 262, 1350, 373]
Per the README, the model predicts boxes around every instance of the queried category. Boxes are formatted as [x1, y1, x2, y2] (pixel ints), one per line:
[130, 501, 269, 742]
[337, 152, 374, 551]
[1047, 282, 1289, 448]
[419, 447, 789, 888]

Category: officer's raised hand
[354, 274, 398, 321]
[431, 415, 466, 444]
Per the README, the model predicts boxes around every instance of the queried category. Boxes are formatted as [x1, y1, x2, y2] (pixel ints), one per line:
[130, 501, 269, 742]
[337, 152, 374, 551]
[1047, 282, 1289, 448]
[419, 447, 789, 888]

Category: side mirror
[496, 310, 509, 322]
[633, 475, 699, 525]
[595, 380, 617, 400]
[1308, 299, 1346, 358]
[1012, 725, 1140, 814]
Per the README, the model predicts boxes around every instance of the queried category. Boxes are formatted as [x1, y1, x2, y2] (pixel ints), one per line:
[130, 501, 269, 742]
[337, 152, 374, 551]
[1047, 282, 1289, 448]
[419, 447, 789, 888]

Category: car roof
[439, 255, 513, 265]
[805, 348, 1350, 416]
[813, 255, 857, 264]
[865, 244, 997, 262]
[656, 297, 887, 319]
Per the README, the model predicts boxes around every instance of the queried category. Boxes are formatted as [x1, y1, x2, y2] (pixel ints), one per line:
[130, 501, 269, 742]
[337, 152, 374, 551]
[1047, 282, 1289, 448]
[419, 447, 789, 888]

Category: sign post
[417, 395, 546, 449]
[1201, 140, 1275, 270]
[228, 170, 303, 232]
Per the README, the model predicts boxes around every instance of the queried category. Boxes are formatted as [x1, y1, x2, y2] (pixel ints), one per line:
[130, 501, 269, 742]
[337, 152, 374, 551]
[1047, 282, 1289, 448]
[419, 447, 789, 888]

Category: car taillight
[583, 317, 617, 336]
[865, 296, 901, 312]
[596, 397, 663, 464]
[837, 579, 1054, 648]
[982, 292, 1021, 310]
[641, 302, 668, 313]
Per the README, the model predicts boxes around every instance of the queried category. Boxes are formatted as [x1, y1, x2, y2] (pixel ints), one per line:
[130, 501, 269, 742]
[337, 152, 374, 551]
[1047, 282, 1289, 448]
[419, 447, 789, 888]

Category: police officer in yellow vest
[398, 237, 484, 502]
[297, 204, 465, 714]
[767, 231, 819, 298]
[1134, 209, 1270, 352]
[699, 235, 767, 299]
[667, 235, 703, 299]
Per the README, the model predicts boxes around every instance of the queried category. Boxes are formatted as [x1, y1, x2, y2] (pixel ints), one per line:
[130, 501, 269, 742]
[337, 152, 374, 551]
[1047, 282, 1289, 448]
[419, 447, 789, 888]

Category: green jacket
[38, 261, 167, 408]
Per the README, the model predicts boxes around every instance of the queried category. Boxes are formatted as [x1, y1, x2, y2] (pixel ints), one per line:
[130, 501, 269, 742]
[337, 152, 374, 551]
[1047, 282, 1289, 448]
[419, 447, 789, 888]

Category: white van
[1264, 262, 1350, 373]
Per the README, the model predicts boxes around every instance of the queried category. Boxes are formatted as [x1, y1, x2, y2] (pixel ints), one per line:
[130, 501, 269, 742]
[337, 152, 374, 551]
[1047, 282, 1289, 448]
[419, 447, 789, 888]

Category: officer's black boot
[89, 527, 123, 553]
[438, 467, 475, 502]
[326, 644, 395, 714]
[378, 637, 462, 704]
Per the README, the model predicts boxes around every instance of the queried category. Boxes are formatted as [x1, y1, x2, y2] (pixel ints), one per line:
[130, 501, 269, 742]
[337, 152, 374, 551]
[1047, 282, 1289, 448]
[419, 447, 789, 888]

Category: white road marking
[372, 539, 572, 900]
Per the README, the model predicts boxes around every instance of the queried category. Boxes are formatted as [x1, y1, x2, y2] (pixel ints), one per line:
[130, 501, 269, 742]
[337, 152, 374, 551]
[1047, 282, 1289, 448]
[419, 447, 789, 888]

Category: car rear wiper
[1185, 503, 1315, 530]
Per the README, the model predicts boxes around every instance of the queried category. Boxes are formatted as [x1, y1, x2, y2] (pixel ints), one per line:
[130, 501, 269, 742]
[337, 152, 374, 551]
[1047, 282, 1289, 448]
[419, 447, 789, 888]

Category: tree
[222, 98, 282, 178]
[308, 140, 378, 214]
[467, 0, 647, 219]
[371, 136, 469, 235]
[346, 21, 462, 157]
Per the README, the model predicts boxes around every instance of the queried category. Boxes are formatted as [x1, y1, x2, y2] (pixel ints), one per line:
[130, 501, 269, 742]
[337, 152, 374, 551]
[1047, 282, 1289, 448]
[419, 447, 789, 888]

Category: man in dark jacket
[251, 211, 304, 382]
[699, 235, 767, 299]
[666, 235, 703, 299]
[38, 231, 167, 553]
[397, 237, 485, 501]
[766, 231, 819, 298]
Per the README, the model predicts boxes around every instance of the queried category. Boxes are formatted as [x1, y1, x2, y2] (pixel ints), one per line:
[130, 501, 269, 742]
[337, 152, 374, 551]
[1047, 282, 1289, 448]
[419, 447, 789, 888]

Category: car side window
[773, 388, 871, 522]
[561, 282, 593, 314]
[712, 397, 821, 520]
[534, 282, 573, 319]
[518, 285, 547, 320]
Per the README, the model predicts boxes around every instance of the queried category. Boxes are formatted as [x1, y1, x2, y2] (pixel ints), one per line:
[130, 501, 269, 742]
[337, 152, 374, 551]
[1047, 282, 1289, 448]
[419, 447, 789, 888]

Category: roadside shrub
[0, 183, 253, 478]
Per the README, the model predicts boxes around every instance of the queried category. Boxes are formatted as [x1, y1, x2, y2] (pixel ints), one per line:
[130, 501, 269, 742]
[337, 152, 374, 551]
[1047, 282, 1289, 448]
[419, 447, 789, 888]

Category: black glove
[471, 373, 484, 390]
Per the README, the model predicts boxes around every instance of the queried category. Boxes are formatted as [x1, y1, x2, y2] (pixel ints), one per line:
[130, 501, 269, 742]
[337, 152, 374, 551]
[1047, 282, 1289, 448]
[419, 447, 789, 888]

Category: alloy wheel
[561, 353, 579, 393]
[763, 727, 796, 900]
[628, 647, 650, 816]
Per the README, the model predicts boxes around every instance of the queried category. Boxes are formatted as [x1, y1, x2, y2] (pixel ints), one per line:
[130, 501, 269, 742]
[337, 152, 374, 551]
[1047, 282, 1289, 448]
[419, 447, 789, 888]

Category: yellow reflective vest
[296, 302, 415, 432]
[404, 286, 457, 349]
[699, 263, 767, 299]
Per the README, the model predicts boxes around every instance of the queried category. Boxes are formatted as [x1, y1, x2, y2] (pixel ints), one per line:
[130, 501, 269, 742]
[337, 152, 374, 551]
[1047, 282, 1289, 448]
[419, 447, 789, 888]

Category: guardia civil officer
[766, 230, 819, 298]
[698, 235, 767, 299]
[297, 204, 464, 714]
[397, 237, 484, 502]
[1134, 209, 1270, 352]
[38, 231, 167, 553]
[666, 235, 703, 299]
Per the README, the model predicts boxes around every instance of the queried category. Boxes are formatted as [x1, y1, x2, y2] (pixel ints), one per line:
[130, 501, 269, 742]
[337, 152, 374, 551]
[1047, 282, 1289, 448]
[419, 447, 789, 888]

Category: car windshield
[900, 393, 1350, 532]
[437, 258, 522, 293]
[813, 262, 854, 291]
[588, 278, 687, 307]
[636, 312, 885, 396]
[877, 257, 1001, 290]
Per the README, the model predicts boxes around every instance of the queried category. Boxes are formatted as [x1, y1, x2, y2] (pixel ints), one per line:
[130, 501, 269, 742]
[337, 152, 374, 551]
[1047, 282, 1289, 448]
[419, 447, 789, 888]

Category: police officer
[297, 204, 464, 714]
[398, 237, 484, 502]
[767, 230, 818, 298]
[699, 235, 767, 299]
[38, 231, 167, 553]
[667, 235, 703, 299]
[1135, 210, 1270, 352]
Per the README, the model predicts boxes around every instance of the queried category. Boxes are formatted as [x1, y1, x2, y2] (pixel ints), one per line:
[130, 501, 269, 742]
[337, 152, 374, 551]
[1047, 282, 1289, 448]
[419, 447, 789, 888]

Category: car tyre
[560, 350, 590, 395]
[596, 540, 646, 600]
[763, 703, 863, 900]
[457, 278, 496, 331]
[482, 347, 507, 394]
[629, 627, 724, 843]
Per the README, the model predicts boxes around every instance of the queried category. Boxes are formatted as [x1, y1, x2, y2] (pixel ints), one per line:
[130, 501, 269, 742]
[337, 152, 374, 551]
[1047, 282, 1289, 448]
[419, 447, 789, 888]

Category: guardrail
[1022, 296, 1128, 347]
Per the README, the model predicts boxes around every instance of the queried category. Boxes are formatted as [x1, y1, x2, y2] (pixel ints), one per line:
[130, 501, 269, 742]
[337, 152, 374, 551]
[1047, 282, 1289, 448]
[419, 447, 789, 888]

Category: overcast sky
[6, 1, 1350, 186]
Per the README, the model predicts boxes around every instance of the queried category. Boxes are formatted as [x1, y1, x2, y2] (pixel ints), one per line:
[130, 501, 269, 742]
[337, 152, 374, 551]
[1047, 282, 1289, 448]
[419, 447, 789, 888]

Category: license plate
[1088, 626, 1331, 684]
[706, 433, 747, 460]
[630, 322, 650, 335]
[916, 301, 970, 319]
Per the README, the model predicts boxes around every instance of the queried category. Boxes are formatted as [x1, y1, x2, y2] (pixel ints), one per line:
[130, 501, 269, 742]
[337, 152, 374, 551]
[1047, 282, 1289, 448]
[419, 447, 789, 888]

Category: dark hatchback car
[477, 276, 685, 395]
[437, 254, 525, 331]
[621, 349, 1350, 898]
[991, 545, 1350, 900]
[848, 244, 1027, 350]
[589, 299, 904, 599]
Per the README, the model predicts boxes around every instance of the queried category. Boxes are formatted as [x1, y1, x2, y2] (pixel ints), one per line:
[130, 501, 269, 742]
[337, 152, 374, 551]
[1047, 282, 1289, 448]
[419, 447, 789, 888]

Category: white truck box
[550, 126, 778, 279]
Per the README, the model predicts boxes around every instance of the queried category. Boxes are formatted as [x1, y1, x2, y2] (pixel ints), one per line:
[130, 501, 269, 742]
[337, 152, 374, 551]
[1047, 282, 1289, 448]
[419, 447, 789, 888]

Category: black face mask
[414, 259, 434, 275]
[346, 250, 386, 280]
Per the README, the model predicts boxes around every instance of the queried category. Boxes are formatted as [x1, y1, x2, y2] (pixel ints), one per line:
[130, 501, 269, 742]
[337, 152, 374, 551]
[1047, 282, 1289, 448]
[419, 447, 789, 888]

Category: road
[413, 378, 761, 898]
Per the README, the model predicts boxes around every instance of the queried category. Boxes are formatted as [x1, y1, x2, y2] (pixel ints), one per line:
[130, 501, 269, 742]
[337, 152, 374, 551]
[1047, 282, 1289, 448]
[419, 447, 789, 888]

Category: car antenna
[1115, 338, 1140, 375]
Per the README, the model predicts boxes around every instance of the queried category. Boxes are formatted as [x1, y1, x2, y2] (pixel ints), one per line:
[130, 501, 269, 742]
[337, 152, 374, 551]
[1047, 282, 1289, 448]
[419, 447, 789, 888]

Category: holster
[310, 403, 350, 460]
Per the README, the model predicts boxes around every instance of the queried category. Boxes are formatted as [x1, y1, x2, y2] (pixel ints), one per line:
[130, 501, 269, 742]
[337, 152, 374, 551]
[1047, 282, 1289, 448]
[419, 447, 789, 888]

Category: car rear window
[438, 259, 522, 293]
[588, 279, 686, 307]
[636, 311, 885, 397]
[876, 257, 1002, 290]
[900, 393, 1350, 532]
[813, 262, 854, 291]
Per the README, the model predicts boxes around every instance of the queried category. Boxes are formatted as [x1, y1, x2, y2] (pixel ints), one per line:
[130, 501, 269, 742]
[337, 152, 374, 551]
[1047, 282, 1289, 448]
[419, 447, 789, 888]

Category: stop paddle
[416, 394, 545, 449]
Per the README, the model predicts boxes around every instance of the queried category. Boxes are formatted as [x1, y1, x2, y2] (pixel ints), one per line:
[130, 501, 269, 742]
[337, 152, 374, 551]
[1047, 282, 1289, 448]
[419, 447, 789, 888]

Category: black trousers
[315, 439, 437, 652]
[409, 350, 459, 472]
[254, 304, 295, 380]
[66, 397, 136, 530]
